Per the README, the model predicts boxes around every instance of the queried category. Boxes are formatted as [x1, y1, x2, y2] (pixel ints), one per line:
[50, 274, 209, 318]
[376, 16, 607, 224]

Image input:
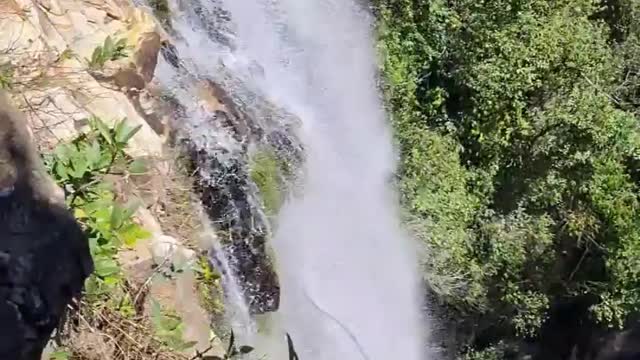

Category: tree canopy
[374, 0, 640, 356]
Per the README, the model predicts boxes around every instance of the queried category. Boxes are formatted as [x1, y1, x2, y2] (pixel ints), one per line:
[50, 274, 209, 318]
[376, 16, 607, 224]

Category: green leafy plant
[87, 36, 130, 70]
[194, 255, 225, 315]
[47, 116, 144, 194]
[45, 116, 150, 306]
[194, 255, 220, 285]
[374, 0, 640, 355]
[462, 343, 508, 360]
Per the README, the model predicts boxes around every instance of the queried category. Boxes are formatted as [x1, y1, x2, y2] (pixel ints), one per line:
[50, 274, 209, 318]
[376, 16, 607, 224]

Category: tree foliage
[375, 0, 640, 354]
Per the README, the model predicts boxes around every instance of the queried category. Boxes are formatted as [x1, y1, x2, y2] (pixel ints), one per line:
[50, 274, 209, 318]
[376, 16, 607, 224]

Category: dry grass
[55, 273, 225, 360]
[56, 285, 189, 360]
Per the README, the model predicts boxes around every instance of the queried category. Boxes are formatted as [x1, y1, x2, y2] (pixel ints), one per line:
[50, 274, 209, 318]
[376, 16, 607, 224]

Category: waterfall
[153, 0, 426, 359]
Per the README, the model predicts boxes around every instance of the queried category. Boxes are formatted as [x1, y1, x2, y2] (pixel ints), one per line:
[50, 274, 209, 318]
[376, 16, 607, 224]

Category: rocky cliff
[0, 0, 302, 357]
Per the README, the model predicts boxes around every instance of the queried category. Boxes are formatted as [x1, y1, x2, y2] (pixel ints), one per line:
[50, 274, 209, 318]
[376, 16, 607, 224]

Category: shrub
[45, 117, 149, 305]
[87, 36, 129, 70]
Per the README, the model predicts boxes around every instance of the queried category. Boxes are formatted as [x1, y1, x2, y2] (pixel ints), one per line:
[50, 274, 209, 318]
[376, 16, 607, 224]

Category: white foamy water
[156, 0, 426, 358]
[219, 1, 425, 359]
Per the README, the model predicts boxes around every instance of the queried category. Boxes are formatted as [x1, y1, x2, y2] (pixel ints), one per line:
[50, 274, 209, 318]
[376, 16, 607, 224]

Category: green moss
[194, 255, 225, 316]
[249, 150, 283, 216]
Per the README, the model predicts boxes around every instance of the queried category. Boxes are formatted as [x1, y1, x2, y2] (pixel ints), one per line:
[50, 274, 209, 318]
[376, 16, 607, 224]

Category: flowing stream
[154, 0, 426, 359]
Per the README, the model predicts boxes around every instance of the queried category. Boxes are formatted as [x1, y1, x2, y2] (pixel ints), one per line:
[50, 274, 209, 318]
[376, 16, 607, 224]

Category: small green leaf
[94, 258, 120, 277]
[74, 208, 88, 219]
[90, 116, 114, 146]
[103, 275, 121, 286]
[85, 140, 103, 169]
[103, 36, 114, 57]
[116, 122, 142, 145]
[54, 143, 71, 161]
[89, 46, 103, 68]
[113, 119, 128, 143]
[110, 203, 125, 230]
[120, 224, 151, 246]
[70, 154, 89, 178]
[54, 162, 68, 181]
[97, 150, 113, 169]
[160, 315, 181, 331]
[88, 236, 99, 254]
[84, 276, 101, 296]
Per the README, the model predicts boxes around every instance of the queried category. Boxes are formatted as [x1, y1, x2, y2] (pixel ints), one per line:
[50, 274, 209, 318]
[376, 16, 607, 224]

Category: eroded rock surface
[0, 0, 166, 154]
[154, 24, 305, 313]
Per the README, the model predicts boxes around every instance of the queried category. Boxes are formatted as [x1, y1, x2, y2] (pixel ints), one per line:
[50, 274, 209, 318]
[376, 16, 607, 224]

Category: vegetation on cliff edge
[374, 0, 640, 356]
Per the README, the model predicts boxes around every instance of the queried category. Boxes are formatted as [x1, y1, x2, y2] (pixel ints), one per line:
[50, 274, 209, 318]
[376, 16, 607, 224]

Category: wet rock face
[0, 185, 92, 360]
[187, 145, 280, 314]
[173, 84, 303, 315]
[185, 0, 236, 51]
[157, 26, 304, 315]
[165, 80, 304, 314]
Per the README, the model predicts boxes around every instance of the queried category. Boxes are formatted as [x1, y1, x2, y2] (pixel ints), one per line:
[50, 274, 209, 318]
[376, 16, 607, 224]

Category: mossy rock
[194, 255, 225, 317]
[249, 149, 285, 216]
[193, 254, 230, 339]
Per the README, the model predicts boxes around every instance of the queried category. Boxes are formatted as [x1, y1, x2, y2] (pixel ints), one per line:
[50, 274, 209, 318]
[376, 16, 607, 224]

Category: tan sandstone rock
[0, 0, 165, 156]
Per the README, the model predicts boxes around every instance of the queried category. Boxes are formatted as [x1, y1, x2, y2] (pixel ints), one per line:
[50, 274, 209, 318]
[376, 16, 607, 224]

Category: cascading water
[153, 0, 426, 359]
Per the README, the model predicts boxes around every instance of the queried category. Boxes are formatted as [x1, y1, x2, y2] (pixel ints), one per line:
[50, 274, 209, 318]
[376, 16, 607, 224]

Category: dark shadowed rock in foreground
[0, 185, 93, 359]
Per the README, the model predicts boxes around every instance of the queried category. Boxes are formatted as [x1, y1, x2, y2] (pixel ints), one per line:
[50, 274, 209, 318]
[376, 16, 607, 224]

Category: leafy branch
[45, 116, 150, 307]
[87, 36, 130, 70]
